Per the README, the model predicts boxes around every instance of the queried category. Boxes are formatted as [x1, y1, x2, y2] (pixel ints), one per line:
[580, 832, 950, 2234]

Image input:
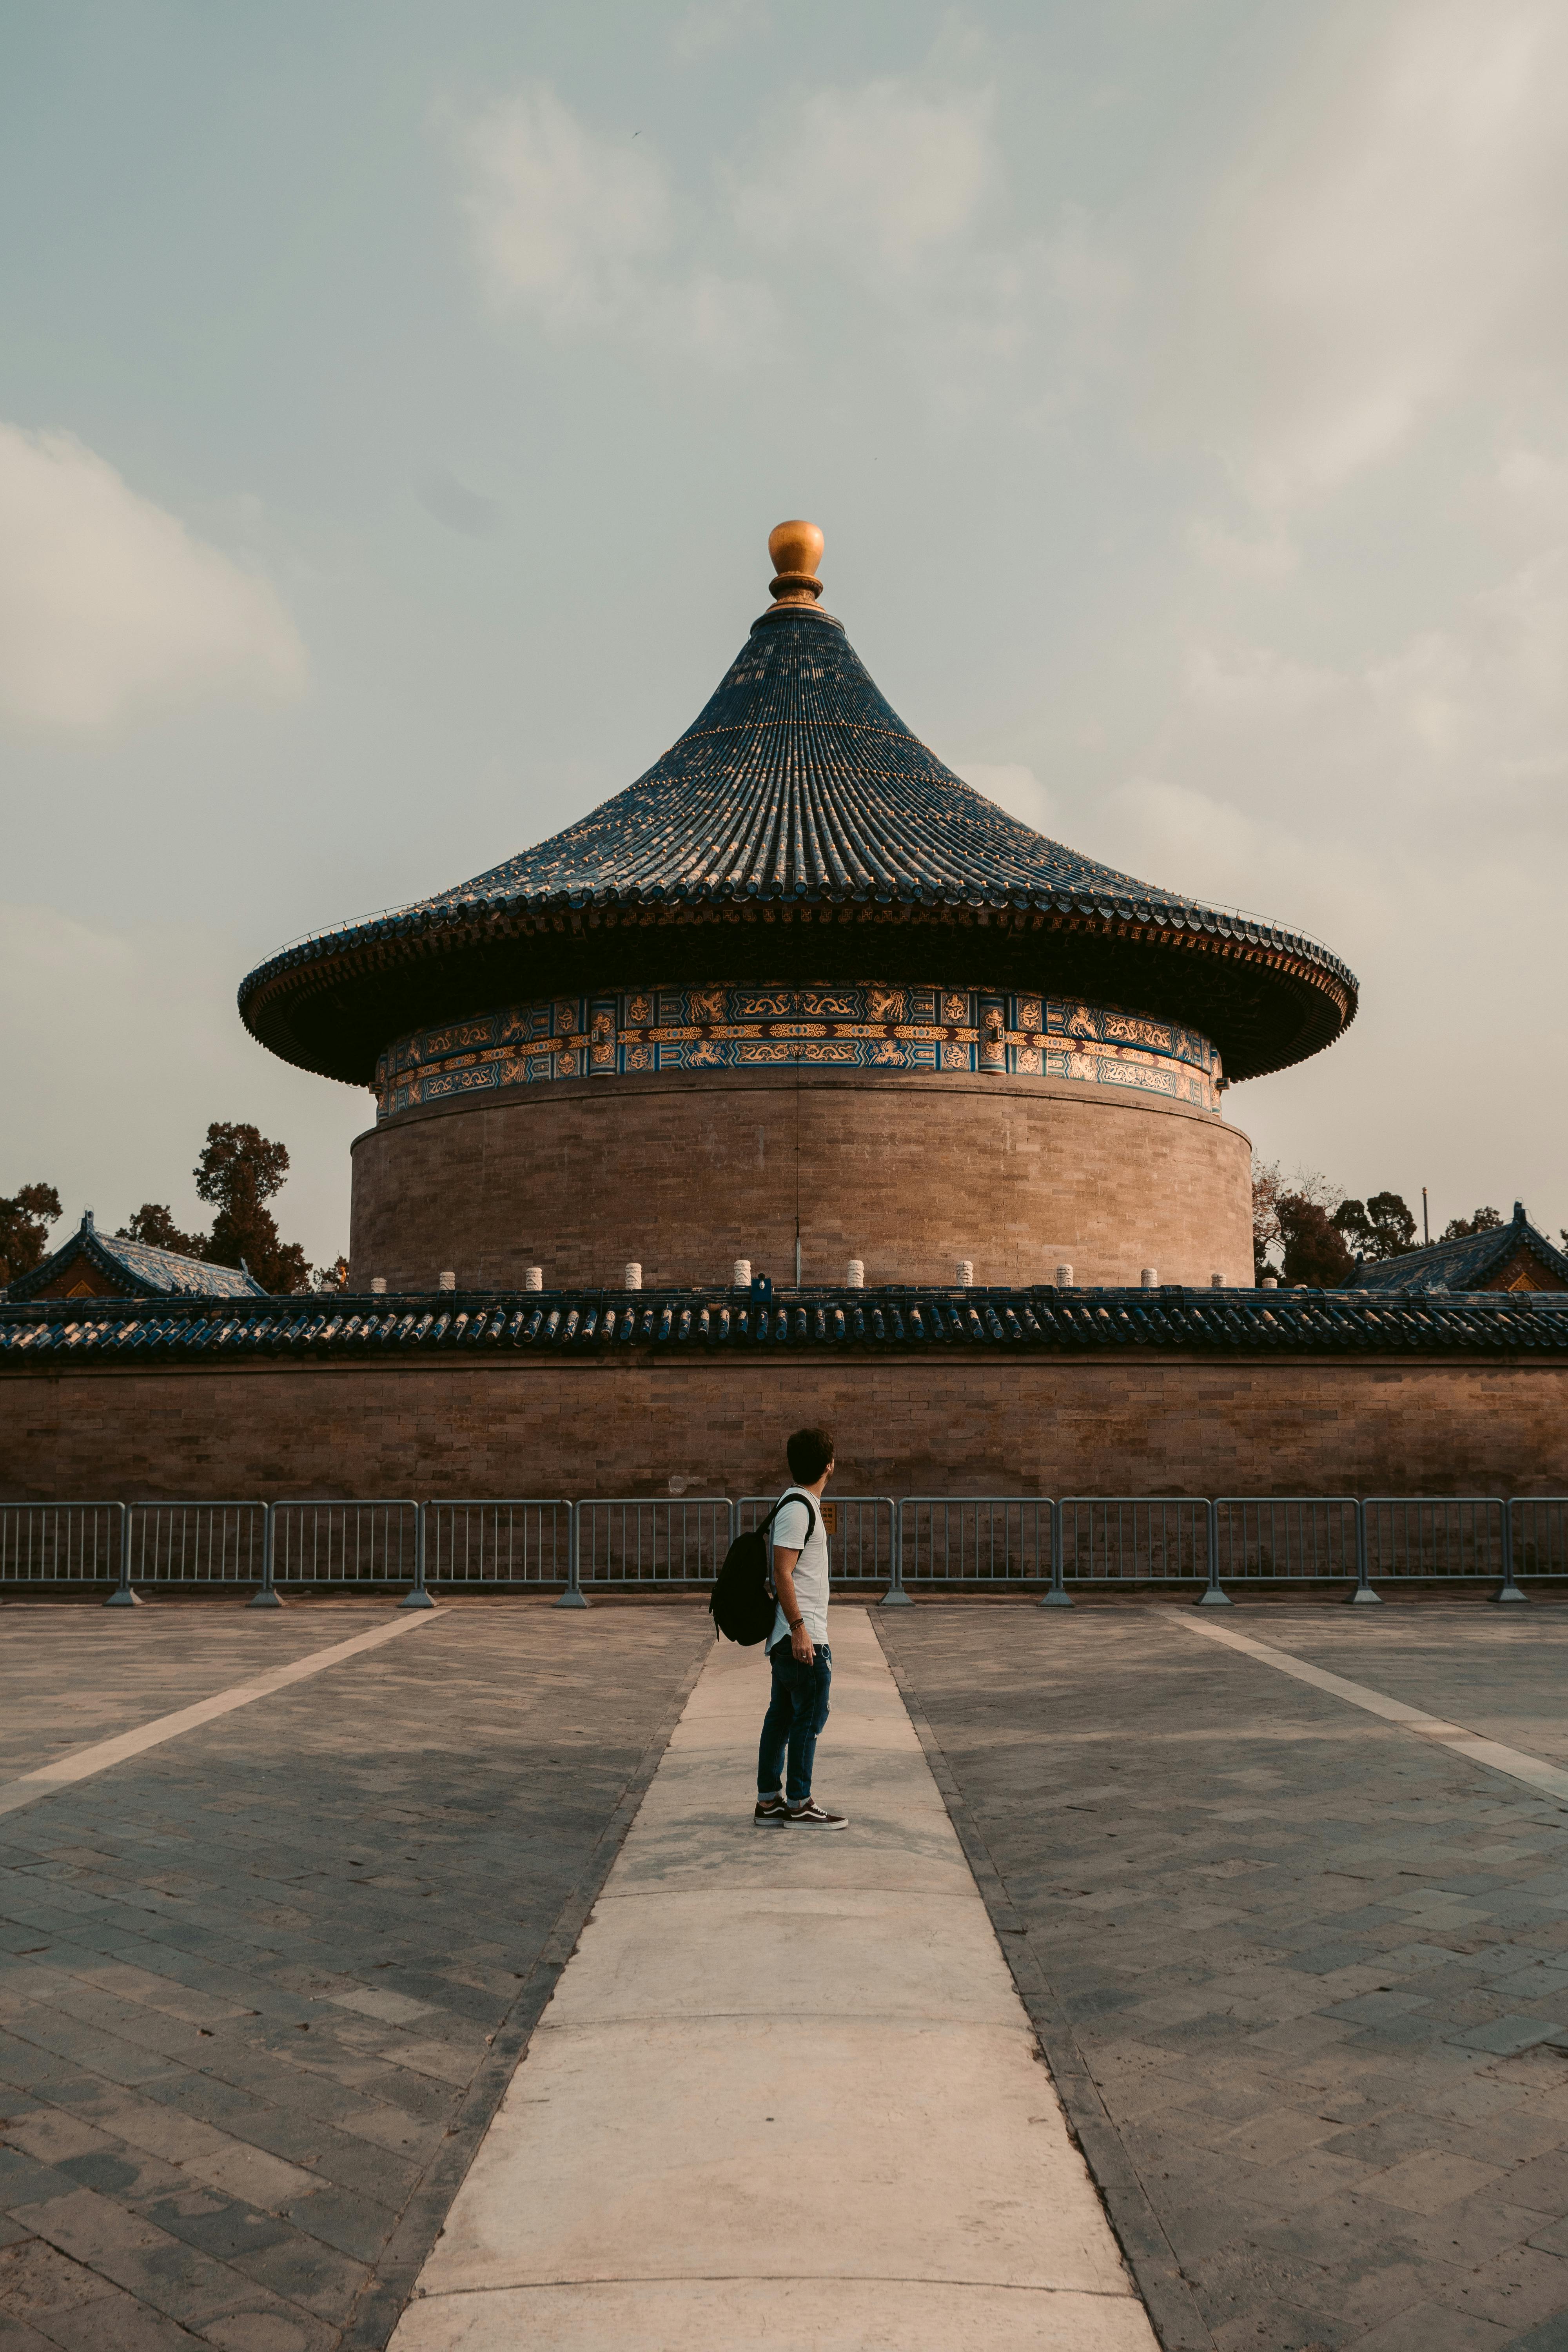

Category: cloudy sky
[3, 0, 1565, 1265]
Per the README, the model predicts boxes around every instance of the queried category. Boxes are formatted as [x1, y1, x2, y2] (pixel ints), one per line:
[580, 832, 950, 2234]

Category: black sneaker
[754, 1794, 790, 1825]
[787, 1799, 849, 1830]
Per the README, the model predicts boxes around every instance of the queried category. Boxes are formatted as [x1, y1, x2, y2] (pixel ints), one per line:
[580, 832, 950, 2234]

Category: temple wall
[5, 1354, 1565, 1504]
[348, 1069, 1254, 1293]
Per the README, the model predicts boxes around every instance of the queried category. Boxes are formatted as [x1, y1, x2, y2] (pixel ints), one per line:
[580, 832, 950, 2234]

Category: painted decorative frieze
[374, 985, 1222, 1120]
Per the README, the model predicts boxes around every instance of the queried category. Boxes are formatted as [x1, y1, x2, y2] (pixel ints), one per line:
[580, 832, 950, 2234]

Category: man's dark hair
[786, 1426, 835, 1484]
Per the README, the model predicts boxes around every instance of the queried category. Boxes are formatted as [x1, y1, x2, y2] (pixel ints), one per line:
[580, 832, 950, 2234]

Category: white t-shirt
[766, 1489, 830, 1653]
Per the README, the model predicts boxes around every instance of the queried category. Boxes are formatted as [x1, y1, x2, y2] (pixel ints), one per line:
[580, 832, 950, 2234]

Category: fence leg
[103, 1502, 141, 1607]
[1197, 1499, 1232, 1605]
[1496, 1499, 1528, 1604]
[1350, 1499, 1381, 1604]
[247, 1502, 285, 1608]
[555, 1502, 590, 1608]
[1039, 1501, 1072, 1606]
[399, 1504, 436, 1608]
[878, 1501, 912, 1607]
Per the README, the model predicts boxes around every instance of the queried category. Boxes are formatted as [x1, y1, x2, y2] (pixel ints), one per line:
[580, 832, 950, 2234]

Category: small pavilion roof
[6, 1212, 269, 1302]
[1350, 1204, 1568, 1294]
[240, 523, 1357, 1088]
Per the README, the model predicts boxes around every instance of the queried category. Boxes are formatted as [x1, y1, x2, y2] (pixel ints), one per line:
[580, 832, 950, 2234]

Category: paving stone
[0, 2233, 118, 2322]
[277, 2184, 395, 2267]
[0, 1603, 710, 2349]
[0, 2312, 63, 2352]
[1355, 2303, 1514, 2350]
[882, 1606, 1568, 2351]
[1368, 2150, 1510, 2214]
[226, 2230, 369, 2325]
[1502, 2311, 1568, 2350]
[24, 2282, 209, 2349]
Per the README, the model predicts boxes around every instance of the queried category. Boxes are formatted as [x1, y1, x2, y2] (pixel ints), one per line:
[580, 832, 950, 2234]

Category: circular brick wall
[348, 1066, 1253, 1292]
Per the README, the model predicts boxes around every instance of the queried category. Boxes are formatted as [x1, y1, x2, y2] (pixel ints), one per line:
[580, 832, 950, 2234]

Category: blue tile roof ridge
[4, 1282, 1567, 1362]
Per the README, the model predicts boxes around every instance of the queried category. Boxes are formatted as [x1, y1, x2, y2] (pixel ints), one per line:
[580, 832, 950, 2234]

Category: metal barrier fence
[738, 1496, 899, 1596]
[0, 1502, 128, 1600]
[1513, 1498, 1568, 1581]
[127, 1502, 266, 1589]
[573, 1497, 735, 1597]
[1215, 1497, 1371, 1600]
[899, 1497, 1055, 1598]
[1364, 1497, 1510, 1586]
[1059, 1497, 1218, 1598]
[424, 1499, 573, 1591]
[267, 1501, 421, 1600]
[2, 1494, 1562, 1606]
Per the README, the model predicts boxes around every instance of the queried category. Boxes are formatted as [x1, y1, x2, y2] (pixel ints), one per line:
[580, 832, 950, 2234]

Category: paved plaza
[4, 1599, 1568, 2348]
[0, 1603, 711, 2351]
[882, 1604, 1568, 2352]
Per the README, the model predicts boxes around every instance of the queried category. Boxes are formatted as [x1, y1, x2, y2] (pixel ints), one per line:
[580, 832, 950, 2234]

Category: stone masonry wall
[4, 1354, 1565, 1504]
[348, 1068, 1254, 1293]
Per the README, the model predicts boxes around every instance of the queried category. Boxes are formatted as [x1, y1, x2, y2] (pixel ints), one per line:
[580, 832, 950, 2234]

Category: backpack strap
[764, 1489, 817, 1548]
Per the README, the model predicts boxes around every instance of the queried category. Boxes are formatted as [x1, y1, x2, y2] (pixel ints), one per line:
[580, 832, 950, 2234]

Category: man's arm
[771, 1550, 815, 1663]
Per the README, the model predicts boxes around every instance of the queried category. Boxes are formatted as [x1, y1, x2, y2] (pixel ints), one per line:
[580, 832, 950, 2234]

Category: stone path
[389, 1606, 1156, 2351]
[0, 1602, 712, 2351]
[881, 1604, 1568, 2352]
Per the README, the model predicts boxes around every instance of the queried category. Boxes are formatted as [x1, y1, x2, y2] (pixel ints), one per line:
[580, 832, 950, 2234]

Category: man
[755, 1426, 848, 1830]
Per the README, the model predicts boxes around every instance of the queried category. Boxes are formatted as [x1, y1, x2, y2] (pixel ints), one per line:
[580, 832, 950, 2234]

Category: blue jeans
[758, 1641, 832, 1806]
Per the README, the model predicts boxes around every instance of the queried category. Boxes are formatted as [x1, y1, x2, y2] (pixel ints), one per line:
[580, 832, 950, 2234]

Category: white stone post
[1141, 1268, 1158, 1289]
[955, 1259, 973, 1288]
[624, 1261, 642, 1290]
[370, 1276, 387, 1294]
[732, 1258, 751, 1288]
[1054, 1263, 1073, 1287]
[524, 1266, 543, 1292]
[846, 1259, 864, 1288]
[1261, 1275, 1278, 1289]
[439, 1270, 456, 1291]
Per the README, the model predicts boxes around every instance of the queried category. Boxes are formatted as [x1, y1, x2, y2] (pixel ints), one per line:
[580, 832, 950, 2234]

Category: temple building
[8, 1211, 265, 1303]
[239, 524, 1356, 1293]
[1351, 1205, 1568, 1296]
[8, 526, 1568, 1508]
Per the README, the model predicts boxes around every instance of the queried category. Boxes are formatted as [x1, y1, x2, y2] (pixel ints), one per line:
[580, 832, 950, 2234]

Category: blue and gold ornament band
[375, 984, 1222, 1120]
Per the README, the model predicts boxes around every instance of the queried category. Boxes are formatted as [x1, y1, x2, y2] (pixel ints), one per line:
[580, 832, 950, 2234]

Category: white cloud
[461, 83, 672, 333]
[457, 81, 772, 361]
[0, 425, 306, 735]
[1167, 0, 1568, 510]
[734, 78, 996, 278]
[670, 0, 766, 62]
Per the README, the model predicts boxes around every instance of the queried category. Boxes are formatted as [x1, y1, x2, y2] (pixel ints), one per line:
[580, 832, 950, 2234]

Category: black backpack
[709, 1492, 817, 1646]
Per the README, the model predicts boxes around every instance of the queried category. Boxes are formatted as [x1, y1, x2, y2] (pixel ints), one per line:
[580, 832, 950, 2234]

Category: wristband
[788, 1615, 803, 1630]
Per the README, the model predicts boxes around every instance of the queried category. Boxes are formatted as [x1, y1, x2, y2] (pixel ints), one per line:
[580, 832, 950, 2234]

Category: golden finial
[767, 519, 824, 606]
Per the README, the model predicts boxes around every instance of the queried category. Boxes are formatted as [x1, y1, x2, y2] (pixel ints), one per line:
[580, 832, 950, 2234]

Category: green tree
[1334, 1190, 1417, 1262]
[1278, 1195, 1355, 1287]
[194, 1123, 310, 1294]
[1439, 1205, 1503, 1243]
[0, 1183, 61, 1283]
[117, 1203, 205, 1258]
[1252, 1158, 1284, 1280]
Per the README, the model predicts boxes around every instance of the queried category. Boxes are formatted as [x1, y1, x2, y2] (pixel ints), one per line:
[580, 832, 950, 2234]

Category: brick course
[348, 1068, 1254, 1293]
[5, 1353, 1565, 1503]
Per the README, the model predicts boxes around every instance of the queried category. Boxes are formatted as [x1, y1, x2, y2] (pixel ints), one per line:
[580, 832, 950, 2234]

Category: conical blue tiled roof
[421, 606, 1185, 911]
[240, 534, 1357, 1087]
